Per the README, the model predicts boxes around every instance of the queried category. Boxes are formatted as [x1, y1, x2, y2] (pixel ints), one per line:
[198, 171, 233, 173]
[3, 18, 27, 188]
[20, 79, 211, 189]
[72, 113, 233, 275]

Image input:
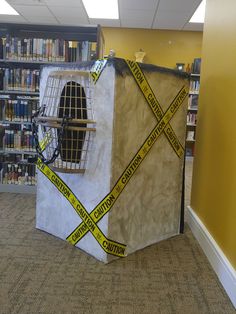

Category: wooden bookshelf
[0, 23, 104, 193]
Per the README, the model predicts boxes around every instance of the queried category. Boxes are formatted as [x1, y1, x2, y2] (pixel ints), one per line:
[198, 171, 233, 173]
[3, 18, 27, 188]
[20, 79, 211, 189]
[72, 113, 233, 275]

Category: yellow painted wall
[191, 0, 236, 269]
[102, 27, 202, 69]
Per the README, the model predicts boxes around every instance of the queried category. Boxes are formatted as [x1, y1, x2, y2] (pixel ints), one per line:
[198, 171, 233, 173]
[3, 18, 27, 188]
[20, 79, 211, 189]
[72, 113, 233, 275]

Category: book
[0, 125, 4, 148]
[1, 35, 96, 63]
[0, 68, 4, 90]
[186, 131, 195, 141]
[3, 68, 40, 92]
[0, 38, 3, 59]
[2, 161, 37, 186]
[192, 58, 201, 74]
[188, 95, 198, 109]
[186, 147, 193, 157]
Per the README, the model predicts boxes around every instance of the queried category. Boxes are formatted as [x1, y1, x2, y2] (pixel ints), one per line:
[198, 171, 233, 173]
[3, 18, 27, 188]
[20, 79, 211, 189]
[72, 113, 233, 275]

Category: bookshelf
[0, 23, 104, 193]
[186, 58, 201, 158]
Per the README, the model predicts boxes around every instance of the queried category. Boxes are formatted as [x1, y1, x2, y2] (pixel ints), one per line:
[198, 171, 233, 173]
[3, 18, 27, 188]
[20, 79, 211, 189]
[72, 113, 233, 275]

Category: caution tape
[36, 158, 126, 257]
[39, 130, 53, 151]
[125, 60, 185, 158]
[36, 59, 188, 256]
[66, 85, 188, 245]
[90, 59, 107, 84]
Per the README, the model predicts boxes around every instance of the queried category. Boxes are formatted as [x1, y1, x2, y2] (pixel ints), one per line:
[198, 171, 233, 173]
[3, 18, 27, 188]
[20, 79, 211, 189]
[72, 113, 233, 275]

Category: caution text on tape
[37, 158, 126, 257]
[125, 60, 185, 158]
[90, 59, 107, 84]
[66, 85, 188, 245]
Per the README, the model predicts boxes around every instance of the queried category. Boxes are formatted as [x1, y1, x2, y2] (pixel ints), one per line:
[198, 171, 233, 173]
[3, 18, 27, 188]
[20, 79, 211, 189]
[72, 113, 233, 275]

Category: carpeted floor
[0, 160, 235, 314]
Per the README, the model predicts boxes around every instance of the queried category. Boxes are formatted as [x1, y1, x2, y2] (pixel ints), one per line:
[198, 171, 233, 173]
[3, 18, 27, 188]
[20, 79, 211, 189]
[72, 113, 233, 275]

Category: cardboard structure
[36, 58, 189, 263]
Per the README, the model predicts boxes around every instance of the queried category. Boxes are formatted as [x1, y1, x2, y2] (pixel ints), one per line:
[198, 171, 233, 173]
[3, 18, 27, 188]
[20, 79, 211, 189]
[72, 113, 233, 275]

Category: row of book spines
[0, 37, 94, 62]
[190, 80, 200, 92]
[186, 130, 195, 141]
[0, 99, 37, 122]
[1, 163, 36, 186]
[188, 95, 198, 108]
[185, 147, 195, 157]
[187, 113, 197, 124]
[3, 130, 36, 151]
[0, 68, 40, 92]
[0, 152, 35, 164]
[192, 58, 201, 74]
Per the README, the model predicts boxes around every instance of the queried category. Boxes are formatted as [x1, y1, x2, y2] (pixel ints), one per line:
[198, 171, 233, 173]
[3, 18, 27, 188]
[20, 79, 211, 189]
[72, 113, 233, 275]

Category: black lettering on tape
[51, 174, 71, 198]
[125, 60, 185, 158]
[103, 241, 125, 256]
[94, 194, 116, 219]
[65, 84, 187, 246]
[64, 65, 187, 248]
[37, 159, 126, 257]
[121, 154, 142, 184]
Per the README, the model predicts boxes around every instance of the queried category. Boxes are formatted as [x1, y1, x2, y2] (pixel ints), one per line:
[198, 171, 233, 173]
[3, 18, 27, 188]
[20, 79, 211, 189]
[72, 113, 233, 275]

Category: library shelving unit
[0, 23, 104, 193]
[186, 58, 201, 159]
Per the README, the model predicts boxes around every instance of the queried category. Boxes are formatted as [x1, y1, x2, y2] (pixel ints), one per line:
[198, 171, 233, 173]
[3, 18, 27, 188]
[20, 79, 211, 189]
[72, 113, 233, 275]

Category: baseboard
[186, 206, 236, 308]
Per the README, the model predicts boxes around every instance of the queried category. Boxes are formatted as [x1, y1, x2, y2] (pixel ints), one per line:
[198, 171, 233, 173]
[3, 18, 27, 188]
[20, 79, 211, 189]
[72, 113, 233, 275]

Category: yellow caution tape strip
[90, 59, 107, 84]
[66, 85, 188, 245]
[37, 59, 187, 255]
[39, 130, 53, 151]
[125, 60, 185, 158]
[36, 158, 126, 257]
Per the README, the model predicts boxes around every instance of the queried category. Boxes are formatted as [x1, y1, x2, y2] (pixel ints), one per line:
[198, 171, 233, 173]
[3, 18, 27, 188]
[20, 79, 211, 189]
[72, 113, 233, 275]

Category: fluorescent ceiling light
[82, 0, 119, 19]
[189, 0, 206, 23]
[0, 0, 19, 15]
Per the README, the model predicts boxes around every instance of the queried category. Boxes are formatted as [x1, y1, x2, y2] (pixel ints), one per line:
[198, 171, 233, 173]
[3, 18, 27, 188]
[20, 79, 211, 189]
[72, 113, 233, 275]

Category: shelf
[0, 23, 104, 195]
[190, 73, 200, 77]
[188, 107, 198, 111]
[0, 90, 39, 95]
[189, 91, 199, 95]
[0, 120, 32, 125]
[0, 59, 73, 66]
[0, 23, 102, 43]
[0, 149, 37, 155]
[187, 123, 197, 127]
[186, 139, 195, 143]
[185, 156, 194, 161]
[0, 94, 39, 100]
[0, 161, 36, 165]
[0, 183, 36, 194]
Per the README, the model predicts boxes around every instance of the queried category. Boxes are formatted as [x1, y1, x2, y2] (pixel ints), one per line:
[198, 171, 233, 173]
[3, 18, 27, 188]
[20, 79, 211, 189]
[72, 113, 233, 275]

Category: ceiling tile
[57, 17, 90, 26]
[1, 0, 204, 32]
[89, 19, 120, 27]
[152, 9, 192, 30]
[0, 15, 28, 23]
[44, 0, 84, 7]
[183, 23, 204, 31]
[158, 0, 202, 12]
[24, 15, 58, 24]
[48, 6, 88, 19]
[7, 0, 45, 5]
[121, 19, 152, 29]
[119, 0, 159, 11]
[12, 4, 54, 17]
[120, 9, 155, 20]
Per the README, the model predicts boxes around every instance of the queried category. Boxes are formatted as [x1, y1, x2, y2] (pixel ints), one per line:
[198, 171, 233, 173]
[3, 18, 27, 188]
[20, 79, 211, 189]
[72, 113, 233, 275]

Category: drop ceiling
[1, 0, 203, 31]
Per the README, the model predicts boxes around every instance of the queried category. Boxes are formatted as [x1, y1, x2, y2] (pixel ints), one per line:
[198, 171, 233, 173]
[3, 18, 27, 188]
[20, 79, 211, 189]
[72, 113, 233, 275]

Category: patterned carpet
[0, 165, 235, 313]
